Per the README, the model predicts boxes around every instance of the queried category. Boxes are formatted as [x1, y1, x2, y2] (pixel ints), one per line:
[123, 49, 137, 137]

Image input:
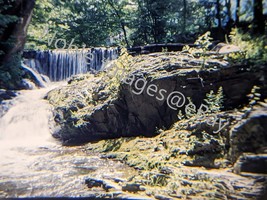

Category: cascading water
[23, 48, 119, 81]
[0, 47, 140, 198]
[21, 63, 48, 88]
[0, 83, 137, 198]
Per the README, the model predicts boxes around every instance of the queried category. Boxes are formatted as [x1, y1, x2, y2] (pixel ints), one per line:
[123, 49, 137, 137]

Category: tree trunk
[182, 0, 187, 33]
[216, 0, 222, 29]
[235, 0, 240, 25]
[225, 0, 234, 34]
[0, 0, 36, 89]
[253, 0, 265, 34]
[107, 0, 130, 47]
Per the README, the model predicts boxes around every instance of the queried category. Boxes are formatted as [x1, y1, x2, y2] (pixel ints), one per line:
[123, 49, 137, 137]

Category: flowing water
[0, 84, 137, 198]
[23, 48, 119, 81]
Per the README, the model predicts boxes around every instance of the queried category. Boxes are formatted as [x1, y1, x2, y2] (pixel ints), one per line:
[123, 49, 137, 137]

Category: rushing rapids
[23, 48, 119, 81]
[0, 84, 137, 198]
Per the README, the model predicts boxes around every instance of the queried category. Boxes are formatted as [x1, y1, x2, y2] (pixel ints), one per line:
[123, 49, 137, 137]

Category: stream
[0, 84, 137, 198]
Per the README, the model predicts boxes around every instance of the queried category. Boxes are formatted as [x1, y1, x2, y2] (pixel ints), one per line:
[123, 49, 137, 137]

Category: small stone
[160, 167, 174, 175]
[85, 178, 115, 192]
[154, 194, 173, 200]
[113, 178, 125, 183]
[181, 180, 192, 186]
[122, 183, 142, 192]
[85, 178, 104, 188]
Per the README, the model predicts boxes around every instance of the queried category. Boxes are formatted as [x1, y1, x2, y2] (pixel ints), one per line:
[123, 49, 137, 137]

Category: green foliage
[26, 0, 239, 49]
[105, 48, 133, 94]
[177, 110, 184, 120]
[143, 172, 169, 187]
[177, 88, 224, 131]
[0, 52, 22, 89]
[195, 31, 213, 51]
[0, 0, 22, 89]
[26, 0, 129, 49]
[25, 0, 267, 49]
[0, 1, 18, 34]
[184, 31, 213, 55]
[204, 87, 224, 113]
[229, 28, 267, 63]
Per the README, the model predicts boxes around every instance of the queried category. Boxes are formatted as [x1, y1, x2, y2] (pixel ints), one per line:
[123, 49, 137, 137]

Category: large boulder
[230, 106, 267, 163]
[47, 53, 267, 145]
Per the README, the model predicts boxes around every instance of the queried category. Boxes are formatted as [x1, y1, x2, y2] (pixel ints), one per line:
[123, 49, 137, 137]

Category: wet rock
[41, 74, 51, 83]
[113, 178, 125, 183]
[0, 90, 18, 118]
[186, 113, 232, 135]
[85, 178, 104, 188]
[20, 79, 36, 90]
[95, 192, 122, 199]
[0, 89, 17, 102]
[21, 64, 47, 88]
[233, 153, 267, 174]
[122, 183, 145, 192]
[85, 178, 114, 191]
[168, 193, 182, 199]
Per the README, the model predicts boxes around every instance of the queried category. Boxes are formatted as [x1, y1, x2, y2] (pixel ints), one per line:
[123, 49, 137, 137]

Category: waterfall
[21, 63, 48, 88]
[23, 48, 119, 81]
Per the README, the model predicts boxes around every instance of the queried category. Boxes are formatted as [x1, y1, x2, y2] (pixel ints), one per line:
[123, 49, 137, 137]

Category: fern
[204, 87, 224, 113]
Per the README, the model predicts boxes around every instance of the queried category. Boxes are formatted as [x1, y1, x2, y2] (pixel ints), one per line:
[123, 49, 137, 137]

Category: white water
[0, 84, 136, 198]
[24, 48, 119, 81]
[0, 87, 56, 148]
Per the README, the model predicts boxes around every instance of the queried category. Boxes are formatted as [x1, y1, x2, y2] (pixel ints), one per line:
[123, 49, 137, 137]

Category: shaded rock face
[49, 55, 267, 145]
[233, 153, 267, 174]
[230, 107, 267, 163]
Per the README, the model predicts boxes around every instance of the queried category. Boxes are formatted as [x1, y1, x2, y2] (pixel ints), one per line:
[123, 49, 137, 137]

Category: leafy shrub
[183, 31, 213, 57]
[229, 28, 267, 63]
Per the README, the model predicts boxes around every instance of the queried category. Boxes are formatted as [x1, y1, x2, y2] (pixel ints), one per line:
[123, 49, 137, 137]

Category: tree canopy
[26, 0, 267, 49]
